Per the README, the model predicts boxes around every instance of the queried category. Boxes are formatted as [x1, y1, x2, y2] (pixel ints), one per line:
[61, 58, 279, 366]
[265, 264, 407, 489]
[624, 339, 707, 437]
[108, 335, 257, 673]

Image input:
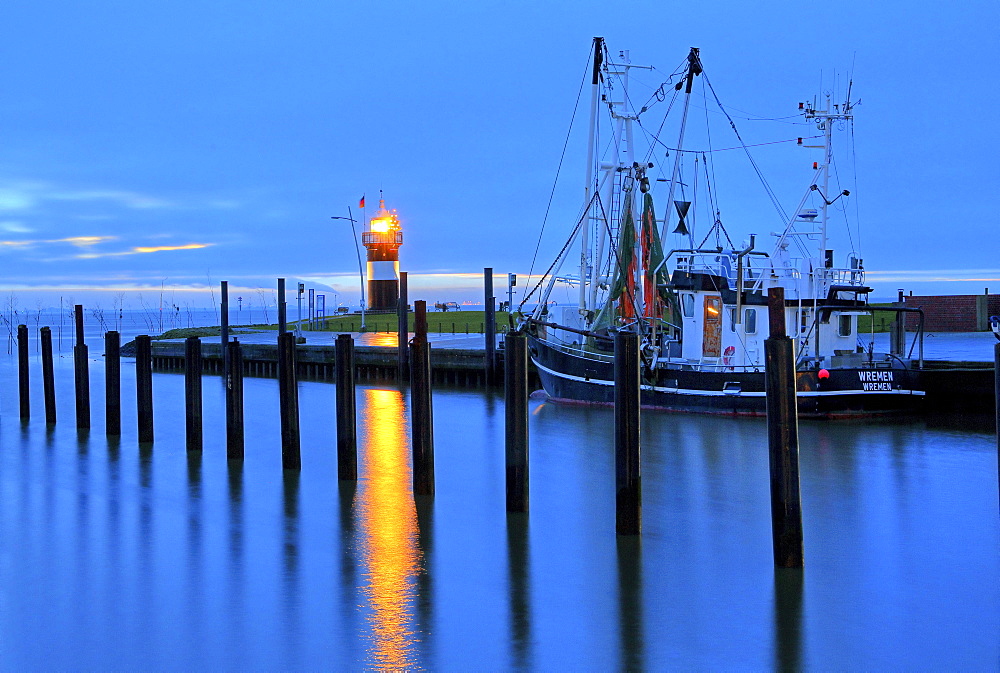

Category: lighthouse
[362, 197, 403, 311]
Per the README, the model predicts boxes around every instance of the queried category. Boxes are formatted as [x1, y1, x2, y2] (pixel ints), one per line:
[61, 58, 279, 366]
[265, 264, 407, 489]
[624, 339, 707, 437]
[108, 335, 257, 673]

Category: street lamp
[331, 206, 366, 331]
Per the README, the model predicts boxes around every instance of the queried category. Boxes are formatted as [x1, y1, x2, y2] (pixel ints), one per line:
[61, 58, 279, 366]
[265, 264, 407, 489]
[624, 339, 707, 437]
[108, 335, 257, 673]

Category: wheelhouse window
[839, 314, 853, 337]
[682, 293, 694, 318]
[729, 308, 737, 331]
[744, 308, 757, 335]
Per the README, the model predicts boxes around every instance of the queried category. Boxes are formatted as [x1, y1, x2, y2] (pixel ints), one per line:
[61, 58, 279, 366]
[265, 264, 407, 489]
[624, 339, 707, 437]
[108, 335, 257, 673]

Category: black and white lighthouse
[362, 198, 403, 311]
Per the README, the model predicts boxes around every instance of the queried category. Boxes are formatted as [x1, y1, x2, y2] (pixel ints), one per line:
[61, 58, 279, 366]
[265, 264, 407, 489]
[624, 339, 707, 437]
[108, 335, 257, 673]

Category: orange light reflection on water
[357, 387, 421, 671]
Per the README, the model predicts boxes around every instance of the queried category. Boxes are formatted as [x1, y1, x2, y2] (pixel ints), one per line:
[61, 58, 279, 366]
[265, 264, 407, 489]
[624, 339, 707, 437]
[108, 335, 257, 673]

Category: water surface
[0, 353, 996, 670]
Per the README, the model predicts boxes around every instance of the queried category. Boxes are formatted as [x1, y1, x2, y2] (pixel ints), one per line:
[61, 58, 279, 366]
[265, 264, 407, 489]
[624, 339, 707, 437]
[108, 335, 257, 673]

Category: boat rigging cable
[702, 71, 789, 226]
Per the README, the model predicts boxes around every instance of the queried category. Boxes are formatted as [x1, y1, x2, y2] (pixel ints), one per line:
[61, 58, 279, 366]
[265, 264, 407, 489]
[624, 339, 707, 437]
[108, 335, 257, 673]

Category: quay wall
[148, 340, 541, 389]
[903, 294, 1000, 332]
[143, 340, 996, 411]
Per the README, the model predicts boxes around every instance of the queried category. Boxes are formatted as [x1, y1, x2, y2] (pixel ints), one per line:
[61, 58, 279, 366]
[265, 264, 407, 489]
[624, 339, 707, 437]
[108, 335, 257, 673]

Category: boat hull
[528, 335, 925, 418]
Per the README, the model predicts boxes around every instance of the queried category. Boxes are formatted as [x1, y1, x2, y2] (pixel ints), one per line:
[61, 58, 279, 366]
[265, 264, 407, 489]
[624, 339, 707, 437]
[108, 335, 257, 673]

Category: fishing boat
[518, 38, 925, 418]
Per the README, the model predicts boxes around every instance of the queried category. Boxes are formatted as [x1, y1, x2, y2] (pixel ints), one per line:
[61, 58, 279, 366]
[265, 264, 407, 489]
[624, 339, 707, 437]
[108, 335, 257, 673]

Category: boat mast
[659, 47, 702, 246]
[579, 37, 603, 317]
[803, 92, 853, 299]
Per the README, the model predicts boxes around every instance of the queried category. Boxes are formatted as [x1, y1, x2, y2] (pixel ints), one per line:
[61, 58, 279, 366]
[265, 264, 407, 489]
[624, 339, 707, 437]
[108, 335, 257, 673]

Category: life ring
[723, 345, 736, 369]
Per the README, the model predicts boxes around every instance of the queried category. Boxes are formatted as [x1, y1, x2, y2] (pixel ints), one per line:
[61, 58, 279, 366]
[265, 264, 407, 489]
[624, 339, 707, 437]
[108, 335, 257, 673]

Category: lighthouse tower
[362, 197, 403, 311]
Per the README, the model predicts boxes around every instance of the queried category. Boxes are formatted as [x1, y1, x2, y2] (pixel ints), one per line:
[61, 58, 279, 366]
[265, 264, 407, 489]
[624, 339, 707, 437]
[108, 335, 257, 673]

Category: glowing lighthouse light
[362, 197, 403, 312]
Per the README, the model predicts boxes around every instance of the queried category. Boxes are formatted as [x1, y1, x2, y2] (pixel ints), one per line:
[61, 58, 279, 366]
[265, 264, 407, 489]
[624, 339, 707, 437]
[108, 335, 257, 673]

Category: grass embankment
[855, 303, 901, 334]
[152, 311, 516, 339]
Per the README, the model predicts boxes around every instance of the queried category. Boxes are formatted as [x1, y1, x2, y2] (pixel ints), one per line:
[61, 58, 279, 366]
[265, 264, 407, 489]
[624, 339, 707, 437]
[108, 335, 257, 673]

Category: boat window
[729, 308, 737, 331]
[744, 308, 757, 335]
[682, 293, 694, 318]
[839, 314, 852, 337]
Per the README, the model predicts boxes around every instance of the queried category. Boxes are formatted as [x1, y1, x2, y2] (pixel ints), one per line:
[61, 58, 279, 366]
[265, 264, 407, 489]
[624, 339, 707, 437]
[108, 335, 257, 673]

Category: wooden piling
[278, 330, 300, 470]
[136, 335, 154, 443]
[615, 331, 641, 535]
[765, 287, 804, 568]
[484, 267, 496, 386]
[995, 342, 999, 501]
[221, 280, 230, 377]
[41, 327, 56, 424]
[227, 339, 245, 460]
[105, 331, 121, 436]
[505, 332, 529, 512]
[336, 333, 357, 480]
[411, 300, 435, 495]
[73, 305, 90, 429]
[278, 278, 287, 334]
[17, 324, 29, 420]
[397, 271, 409, 382]
[185, 336, 203, 453]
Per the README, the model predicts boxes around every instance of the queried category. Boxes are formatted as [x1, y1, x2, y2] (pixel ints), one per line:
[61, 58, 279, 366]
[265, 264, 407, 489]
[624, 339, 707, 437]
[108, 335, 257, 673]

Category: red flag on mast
[359, 195, 366, 208]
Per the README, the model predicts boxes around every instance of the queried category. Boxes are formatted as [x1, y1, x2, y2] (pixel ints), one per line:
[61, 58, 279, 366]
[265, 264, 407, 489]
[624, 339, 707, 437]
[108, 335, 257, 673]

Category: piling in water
[278, 331, 301, 470]
[336, 333, 357, 480]
[221, 280, 230, 378]
[17, 324, 29, 420]
[227, 339, 244, 460]
[995, 342, 999, 501]
[278, 278, 287, 334]
[397, 271, 409, 382]
[615, 331, 641, 535]
[411, 300, 435, 495]
[74, 305, 90, 429]
[136, 335, 154, 443]
[765, 287, 804, 568]
[505, 332, 529, 512]
[185, 336, 203, 453]
[105, 331, 121, 436]
[484, 268, 496, 386]
[40, 326, 56, 424]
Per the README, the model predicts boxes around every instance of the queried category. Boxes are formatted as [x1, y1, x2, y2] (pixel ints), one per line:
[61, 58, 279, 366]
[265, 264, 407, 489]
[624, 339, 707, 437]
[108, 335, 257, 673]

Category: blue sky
[0, 0, 996, 309]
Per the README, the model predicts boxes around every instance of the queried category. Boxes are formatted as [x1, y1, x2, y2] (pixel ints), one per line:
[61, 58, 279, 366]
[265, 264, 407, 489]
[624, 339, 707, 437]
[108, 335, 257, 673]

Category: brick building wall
[903, 294, 1000, 331]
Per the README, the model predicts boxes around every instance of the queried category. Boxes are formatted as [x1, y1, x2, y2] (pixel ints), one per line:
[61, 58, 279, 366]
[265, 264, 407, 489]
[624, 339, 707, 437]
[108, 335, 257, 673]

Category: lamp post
[331, 206, 367, 331]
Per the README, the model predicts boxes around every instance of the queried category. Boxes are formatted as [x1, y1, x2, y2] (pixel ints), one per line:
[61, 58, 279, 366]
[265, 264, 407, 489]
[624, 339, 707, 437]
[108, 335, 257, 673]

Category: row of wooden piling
[14, 288, 809, 568]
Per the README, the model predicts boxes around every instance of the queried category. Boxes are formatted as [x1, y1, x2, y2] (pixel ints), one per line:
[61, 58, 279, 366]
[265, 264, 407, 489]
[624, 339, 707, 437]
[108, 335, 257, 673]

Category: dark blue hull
[528, 335, 925, 418]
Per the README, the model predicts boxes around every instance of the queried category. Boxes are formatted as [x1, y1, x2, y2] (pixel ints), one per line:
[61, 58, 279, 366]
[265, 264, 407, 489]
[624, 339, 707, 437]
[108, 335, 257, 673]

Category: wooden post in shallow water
[995, 342, 999, 503]
[73, 305, 90, 429]
[41, 327, 56, 424]
[221, 280, 230, 379]
[505, 332, 529, 512]
[278, 331, 301, 470]
[185, 336, 203, 453]
[278, 278, 287, 334]
[615, 331, 641, 535]
[105, 331, 121, 435]
[484, 268, 497, 386]
[765, 287, 804, 568]
[397, 271, 409, 382]
[136, 335, 154, 443]
[335, 334, 357, 480]
[411, 300, 435, 495]
[226, 339, 244, 460]
[17, 324, 29, 420]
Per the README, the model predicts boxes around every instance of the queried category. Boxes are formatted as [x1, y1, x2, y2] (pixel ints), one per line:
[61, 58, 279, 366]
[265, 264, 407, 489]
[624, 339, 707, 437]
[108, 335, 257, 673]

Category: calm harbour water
[0, 346, 997, 671]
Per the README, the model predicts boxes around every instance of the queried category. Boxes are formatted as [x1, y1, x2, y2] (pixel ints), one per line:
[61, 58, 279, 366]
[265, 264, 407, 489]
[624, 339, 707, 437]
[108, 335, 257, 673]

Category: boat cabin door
[702, 295, 722, 358]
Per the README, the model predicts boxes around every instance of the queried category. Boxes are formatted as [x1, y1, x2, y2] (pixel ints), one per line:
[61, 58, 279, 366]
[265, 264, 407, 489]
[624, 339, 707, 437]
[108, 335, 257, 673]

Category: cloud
[0, 179, 174, 214]
[76, 242, 214, 259]
[49, 189, 171, 209]
[0, 220, 33, 233]
[0, 235, 118, 251]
